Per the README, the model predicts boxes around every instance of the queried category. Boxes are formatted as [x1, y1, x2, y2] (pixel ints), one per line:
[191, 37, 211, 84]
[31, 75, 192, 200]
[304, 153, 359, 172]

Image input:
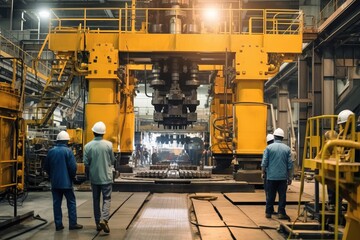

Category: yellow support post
[85, 43, 121, 154]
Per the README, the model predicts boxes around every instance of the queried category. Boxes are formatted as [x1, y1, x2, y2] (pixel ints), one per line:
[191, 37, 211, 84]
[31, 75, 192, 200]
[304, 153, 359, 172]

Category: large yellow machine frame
[0, 59, 25, 195]
[43, 7, 302, 160]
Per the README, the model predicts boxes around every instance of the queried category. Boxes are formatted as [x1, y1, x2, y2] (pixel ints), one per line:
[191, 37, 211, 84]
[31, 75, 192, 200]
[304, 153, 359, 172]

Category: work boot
[265, 213, 271, 218]
[56, 225, 64, 231]
[69, 224, 83, 230]
[100, 220, 110, 233]
[278, 214, 290, 220]
[96, 223, 102, 231]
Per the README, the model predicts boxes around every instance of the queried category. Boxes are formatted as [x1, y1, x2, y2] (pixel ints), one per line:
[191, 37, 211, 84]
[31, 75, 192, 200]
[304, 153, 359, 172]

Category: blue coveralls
[261, 140, 293, 215]
[44, 143, 78, 229]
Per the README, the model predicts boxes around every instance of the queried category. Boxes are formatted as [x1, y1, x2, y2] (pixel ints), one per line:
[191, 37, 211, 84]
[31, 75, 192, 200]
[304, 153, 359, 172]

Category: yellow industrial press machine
[38, 0, 302, 176]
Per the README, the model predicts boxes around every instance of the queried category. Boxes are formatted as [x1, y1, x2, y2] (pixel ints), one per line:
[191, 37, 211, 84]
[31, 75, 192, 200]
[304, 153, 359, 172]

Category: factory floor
[0, 180, 331, 240]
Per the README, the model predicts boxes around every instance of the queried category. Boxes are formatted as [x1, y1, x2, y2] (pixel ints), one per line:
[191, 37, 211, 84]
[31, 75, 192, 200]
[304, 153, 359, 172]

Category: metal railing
[0, 33, 50, 77]
[318, 0, 346, 26]
[48, 8, 302, 35]
[300, 114, 359, 240]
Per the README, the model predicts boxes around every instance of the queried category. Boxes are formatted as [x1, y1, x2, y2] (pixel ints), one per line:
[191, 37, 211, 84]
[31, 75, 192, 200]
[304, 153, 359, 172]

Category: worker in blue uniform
[261, 128, 293, 220]
[84, 121, 115, 233]
[44, 131, 83, 231]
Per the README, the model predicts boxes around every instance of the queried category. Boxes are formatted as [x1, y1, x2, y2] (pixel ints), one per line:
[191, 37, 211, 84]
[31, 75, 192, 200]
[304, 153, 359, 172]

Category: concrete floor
[0, 180, 328, 240]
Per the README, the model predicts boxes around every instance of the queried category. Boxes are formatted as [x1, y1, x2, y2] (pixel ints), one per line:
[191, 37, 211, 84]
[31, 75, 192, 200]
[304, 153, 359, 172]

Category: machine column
[232, 43, 268, 184]
[85, 43, 121, 156]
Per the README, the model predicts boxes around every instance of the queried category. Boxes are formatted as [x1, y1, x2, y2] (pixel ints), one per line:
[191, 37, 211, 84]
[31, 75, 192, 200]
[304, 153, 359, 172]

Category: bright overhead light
[38, 9, 50, 19]
[203, 8, 219, 21]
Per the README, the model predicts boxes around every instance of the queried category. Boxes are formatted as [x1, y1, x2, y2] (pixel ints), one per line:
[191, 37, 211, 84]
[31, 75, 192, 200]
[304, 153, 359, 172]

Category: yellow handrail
[320, 139, 360, 239]
[298, 114, 358, 240]
[47, 7, 302, 36]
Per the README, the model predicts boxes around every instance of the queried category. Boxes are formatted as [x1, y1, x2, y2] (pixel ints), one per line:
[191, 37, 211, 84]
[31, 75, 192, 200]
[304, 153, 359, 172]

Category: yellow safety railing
[296, 114, 360, 240]
[266, 10, 303, 34]
[0, 34, 51, 77]
[48, 8, 302, 36]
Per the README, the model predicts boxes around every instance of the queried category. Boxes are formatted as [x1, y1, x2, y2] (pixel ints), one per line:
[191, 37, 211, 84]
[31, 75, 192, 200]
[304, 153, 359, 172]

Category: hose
[188, 194, 278, 232]
[7, 191, 28, 207]
[189, 195, 218, 201]
[190, 221, 278, 230]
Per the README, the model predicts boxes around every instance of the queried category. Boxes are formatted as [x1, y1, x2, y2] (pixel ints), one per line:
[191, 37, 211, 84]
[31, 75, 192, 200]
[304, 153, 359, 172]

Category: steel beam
[298, 56, 309, 167]
[312, 47, 323, 116]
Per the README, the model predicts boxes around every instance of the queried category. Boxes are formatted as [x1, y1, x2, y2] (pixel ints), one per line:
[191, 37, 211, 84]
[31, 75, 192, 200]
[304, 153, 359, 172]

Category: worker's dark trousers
[265, 180, 287, 215]
[91, 183, 112, 224]
[52, 188, 77, 228]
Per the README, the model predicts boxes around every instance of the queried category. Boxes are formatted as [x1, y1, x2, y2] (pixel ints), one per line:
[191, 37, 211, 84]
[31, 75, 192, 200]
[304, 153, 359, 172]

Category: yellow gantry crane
[37, 1, 302, 172]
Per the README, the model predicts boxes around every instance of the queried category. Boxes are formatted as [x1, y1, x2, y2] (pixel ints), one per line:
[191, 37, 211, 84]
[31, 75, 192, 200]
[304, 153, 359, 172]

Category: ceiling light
[38, 9, 50, 19]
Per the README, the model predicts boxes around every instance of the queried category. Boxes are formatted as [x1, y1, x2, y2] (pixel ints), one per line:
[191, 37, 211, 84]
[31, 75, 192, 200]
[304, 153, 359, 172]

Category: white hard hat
[56, 131, 70, 141]
[266, 134, 274, 143]
[92, 121, 106, 134]
[337, 109, 354, 124]
[273, 128, 285, 138]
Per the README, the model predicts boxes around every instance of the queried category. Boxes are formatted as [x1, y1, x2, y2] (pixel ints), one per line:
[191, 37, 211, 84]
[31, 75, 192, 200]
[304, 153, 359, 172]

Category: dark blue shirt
[44, 143, 77, 189]
[261, 140, 293, 180]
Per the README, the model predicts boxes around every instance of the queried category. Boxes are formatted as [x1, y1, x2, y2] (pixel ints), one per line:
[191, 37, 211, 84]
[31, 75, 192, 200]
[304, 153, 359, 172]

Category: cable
[189, 195, 218, 201]
[7, 191, 28, 207]
[190, 221, 278, 230]
[189, 194, 279, 233]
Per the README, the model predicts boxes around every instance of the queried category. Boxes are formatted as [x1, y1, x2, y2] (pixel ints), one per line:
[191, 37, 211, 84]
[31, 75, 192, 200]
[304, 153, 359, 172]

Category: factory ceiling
[2, 0, 299, 10]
